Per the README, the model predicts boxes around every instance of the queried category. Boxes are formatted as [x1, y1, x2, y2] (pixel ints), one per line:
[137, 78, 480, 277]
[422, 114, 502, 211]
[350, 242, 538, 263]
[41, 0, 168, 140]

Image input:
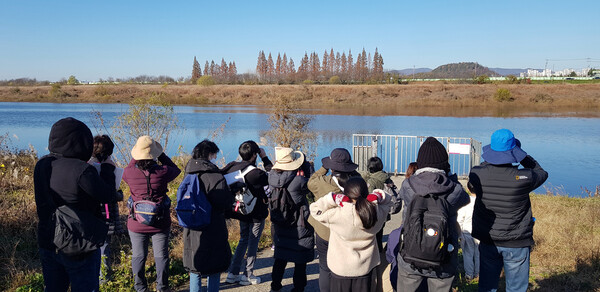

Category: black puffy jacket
[34, 117, 117, 251]
[182, 158, 234, 275]
[469, 155, 548, 247]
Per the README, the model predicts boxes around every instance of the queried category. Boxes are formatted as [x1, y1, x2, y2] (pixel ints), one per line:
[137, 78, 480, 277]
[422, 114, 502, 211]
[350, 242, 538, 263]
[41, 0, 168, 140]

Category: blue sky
[1, 0, 599, 81]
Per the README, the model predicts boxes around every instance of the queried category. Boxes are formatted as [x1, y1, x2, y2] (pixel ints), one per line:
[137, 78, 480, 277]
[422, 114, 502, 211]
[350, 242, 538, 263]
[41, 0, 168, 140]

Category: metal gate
[352, 134, 482, 178]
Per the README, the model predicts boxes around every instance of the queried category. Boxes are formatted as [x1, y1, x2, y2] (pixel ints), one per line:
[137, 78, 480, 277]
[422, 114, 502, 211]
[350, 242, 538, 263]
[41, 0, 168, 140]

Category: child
[310, 177, 392, 292]
[457, 192, 479, 281]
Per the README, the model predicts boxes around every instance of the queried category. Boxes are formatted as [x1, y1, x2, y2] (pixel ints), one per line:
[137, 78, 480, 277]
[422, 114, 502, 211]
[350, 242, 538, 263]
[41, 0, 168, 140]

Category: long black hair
[344, 177, 377, 229]
[192, 139, 219, 160]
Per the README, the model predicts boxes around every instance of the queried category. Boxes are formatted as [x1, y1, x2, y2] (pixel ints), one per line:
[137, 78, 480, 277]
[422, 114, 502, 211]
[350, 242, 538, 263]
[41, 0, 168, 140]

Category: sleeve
[78, 165, 116, 203]
[204, 174, 234, 212]
[261, 156, 273, 172]
[158, 153, 182, 182]
[309, 193, 339, 226]
[520, 155, 548, 191]
[288, 175, 309, 205]
[447, 184, 470, 212]
[308, 167, 337, 200]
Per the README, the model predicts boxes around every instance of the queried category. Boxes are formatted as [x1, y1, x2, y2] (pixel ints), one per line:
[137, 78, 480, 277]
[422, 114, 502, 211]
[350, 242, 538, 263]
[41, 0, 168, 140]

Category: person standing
[396, 137, 470, 291]
[223, 140, 272, 286]
[469, 129, 548, 292]
[183, 140, 233, 292]
[268, 147, 314, 292]
[307, 148, 360, 292]
[123, 136, 181, 292]
[310, 177, 392, 292]
[34, 117, 118, 291]
[456, 193, 479, 281]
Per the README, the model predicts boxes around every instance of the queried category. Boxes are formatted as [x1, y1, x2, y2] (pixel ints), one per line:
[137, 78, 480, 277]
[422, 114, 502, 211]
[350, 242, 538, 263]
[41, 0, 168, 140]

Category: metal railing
[352, 134, 482, 178]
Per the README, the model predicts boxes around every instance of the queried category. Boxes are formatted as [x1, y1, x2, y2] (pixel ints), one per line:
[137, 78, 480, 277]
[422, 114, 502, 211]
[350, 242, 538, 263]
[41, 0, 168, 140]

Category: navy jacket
[469, 155, 548, 247]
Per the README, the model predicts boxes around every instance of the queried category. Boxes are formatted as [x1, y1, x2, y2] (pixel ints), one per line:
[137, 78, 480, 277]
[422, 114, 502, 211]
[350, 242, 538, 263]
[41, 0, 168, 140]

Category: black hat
[416, 137, 450, 172]
[322, 148, 358, 172]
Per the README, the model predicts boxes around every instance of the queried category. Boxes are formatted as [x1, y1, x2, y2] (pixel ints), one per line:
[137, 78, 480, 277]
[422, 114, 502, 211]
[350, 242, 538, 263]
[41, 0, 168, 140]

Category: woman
[359, 156, 391, 193]
[310, 177, 392, 292]
[268, 147, 314, 292]
[307, 148, 361, 292]
[123, 136, 181, 292]
[182, 140, 234, 292]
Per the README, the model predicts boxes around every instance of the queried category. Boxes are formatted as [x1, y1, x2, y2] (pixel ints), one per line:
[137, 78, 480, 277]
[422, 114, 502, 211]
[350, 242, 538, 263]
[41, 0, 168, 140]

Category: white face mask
[209, 153, 218, 164]
[210, 158, 217, 164]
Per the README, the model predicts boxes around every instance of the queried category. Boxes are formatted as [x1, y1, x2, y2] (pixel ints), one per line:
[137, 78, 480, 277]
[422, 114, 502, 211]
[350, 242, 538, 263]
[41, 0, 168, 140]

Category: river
[0, 102, 598, 197]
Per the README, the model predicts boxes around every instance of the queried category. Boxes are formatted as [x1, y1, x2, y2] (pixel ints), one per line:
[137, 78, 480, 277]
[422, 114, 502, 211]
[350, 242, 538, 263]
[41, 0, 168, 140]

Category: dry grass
[1, 83, 599, 117]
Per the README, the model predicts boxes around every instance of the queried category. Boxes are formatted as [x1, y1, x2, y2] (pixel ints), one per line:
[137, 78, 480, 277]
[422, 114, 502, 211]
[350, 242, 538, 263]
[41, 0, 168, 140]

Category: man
[469, 129, 548, 292]
[34, 117, 118, 291]
[222, 140, 272, 286]
[396, 137, 469, 291]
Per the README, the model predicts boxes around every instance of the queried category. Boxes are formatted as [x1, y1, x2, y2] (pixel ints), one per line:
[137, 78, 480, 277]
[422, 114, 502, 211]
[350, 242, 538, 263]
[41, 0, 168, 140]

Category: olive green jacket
[307, 167, 341, 240]
[360, 170, 391, 193]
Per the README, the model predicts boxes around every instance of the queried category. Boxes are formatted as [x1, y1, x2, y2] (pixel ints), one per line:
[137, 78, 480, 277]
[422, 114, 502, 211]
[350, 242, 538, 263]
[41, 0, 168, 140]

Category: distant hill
[408, 62, 500, 79]
[388, 68, 432, 75]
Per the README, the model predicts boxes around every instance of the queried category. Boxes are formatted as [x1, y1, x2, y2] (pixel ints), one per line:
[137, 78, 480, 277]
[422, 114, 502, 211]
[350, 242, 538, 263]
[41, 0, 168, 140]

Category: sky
[1, 0, 599, 81]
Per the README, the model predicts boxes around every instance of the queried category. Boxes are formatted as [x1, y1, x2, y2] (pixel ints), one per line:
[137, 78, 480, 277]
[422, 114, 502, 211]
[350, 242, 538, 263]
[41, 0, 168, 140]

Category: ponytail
[344, 177, 378, 229]
[355, 195, 377, 229]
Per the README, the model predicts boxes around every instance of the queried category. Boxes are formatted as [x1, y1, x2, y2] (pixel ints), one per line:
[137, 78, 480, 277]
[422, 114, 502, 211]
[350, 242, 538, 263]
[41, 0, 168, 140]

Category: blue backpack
[175, 174, 212, 230]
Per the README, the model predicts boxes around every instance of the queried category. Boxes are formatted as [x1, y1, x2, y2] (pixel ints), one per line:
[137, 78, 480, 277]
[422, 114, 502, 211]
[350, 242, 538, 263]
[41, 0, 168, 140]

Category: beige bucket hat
[272, 147, 305, 171]
[131, 136, 163, 160]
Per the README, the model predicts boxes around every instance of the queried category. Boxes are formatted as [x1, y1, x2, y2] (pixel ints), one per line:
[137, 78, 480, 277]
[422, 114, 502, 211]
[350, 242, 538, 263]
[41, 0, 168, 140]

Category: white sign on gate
[448, 143, 471, 155]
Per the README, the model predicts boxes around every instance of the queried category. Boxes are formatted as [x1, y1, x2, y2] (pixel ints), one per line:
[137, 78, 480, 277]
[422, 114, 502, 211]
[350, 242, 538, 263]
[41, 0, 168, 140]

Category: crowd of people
[34, 117, 547, 292]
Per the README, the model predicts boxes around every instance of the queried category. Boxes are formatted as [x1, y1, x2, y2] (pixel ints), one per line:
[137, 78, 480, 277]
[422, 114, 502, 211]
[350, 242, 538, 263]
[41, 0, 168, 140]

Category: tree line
[194, 48, 388, 85]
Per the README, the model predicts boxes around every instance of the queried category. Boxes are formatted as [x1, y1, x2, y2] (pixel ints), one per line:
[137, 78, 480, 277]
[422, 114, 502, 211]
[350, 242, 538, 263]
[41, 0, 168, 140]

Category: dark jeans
[128, 229, 170, 292]
[271, 258, 307, 292]
[39, 248, 101, 292]
[316, 234, 330, 292]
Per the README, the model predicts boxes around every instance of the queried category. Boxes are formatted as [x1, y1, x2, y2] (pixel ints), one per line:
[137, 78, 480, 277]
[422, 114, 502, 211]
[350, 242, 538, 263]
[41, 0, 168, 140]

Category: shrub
[328, 76, 341, 84]
[494, 88, 513, 102]
[49, 83, 68, 98]
[196, 76, 215, 86]
[505, 75, 519, 84]
[474, 75, 490, 84]
[530, 93, 554, 103]
[67, 75, 79, 85]
[302, 79, 314, 85]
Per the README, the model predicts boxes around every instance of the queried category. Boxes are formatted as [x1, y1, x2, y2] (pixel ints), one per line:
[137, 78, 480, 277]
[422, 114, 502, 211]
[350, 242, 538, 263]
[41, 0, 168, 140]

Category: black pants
[271, 258, 307, 292]
[330, 268, 376, 292]
[316, 234, 330, 292]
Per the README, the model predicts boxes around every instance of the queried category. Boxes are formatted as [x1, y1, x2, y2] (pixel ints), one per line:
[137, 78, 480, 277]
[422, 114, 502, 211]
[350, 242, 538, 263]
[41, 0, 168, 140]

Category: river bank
[1, 83, 599, 117]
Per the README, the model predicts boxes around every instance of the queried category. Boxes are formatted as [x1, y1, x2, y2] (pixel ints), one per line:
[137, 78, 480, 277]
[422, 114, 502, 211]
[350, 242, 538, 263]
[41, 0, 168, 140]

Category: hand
[332, 193, 350, 206]
[259, 148, 267, 159]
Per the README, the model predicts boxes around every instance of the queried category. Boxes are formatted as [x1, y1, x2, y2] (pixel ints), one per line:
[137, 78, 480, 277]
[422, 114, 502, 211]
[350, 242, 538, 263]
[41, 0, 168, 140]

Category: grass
[1, 139, 599, 291]
[0, 83, 599, 117]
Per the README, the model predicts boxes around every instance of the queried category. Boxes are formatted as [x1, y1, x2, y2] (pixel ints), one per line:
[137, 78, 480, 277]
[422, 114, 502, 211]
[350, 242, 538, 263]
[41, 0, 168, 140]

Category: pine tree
[335, 52, 341, 75]
[288, 58, 296, 82]
[220, 58, 228, 83]
[192, 56, 202, 83]
[322, 50, 329, 79]
[298, 53, 309, 82]
[282, 53, 289, 82]
[204, 61, 209, 76]
[210, 60, 216, 76]
[229, 61, 237, 83]
[275, 53, 282, 82]
[267, 53, 275, 83]
[341, 52, 348, 81]
[347, 50, 353, 82]
[256, 51, 267, 81]
[329, 49, 335, 75]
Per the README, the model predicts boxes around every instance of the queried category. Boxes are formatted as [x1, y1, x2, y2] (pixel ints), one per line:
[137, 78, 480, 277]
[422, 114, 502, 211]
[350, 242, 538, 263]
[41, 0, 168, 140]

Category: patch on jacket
[516, 175, 529, 180]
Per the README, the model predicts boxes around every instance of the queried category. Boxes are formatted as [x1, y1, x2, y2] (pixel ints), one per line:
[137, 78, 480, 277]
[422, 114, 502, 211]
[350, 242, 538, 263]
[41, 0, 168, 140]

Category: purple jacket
[123, 154, 181, 233]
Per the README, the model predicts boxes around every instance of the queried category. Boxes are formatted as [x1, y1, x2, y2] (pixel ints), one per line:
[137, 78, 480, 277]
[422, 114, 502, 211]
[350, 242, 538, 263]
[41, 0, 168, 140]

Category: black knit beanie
[417, 137, 450, 173]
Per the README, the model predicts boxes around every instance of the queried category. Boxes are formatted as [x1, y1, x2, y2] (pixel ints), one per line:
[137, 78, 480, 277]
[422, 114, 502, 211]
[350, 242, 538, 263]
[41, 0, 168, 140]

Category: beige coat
[310, 191, 392, 277]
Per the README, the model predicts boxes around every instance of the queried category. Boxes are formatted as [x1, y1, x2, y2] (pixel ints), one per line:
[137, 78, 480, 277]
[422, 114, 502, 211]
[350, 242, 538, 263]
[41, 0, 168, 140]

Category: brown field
[1, 83, 599, 117]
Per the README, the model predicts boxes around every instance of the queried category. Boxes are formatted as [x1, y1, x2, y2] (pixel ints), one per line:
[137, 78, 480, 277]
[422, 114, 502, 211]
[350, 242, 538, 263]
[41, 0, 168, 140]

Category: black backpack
[400, 190, 452, 270]
[268, 184, 299, 227]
